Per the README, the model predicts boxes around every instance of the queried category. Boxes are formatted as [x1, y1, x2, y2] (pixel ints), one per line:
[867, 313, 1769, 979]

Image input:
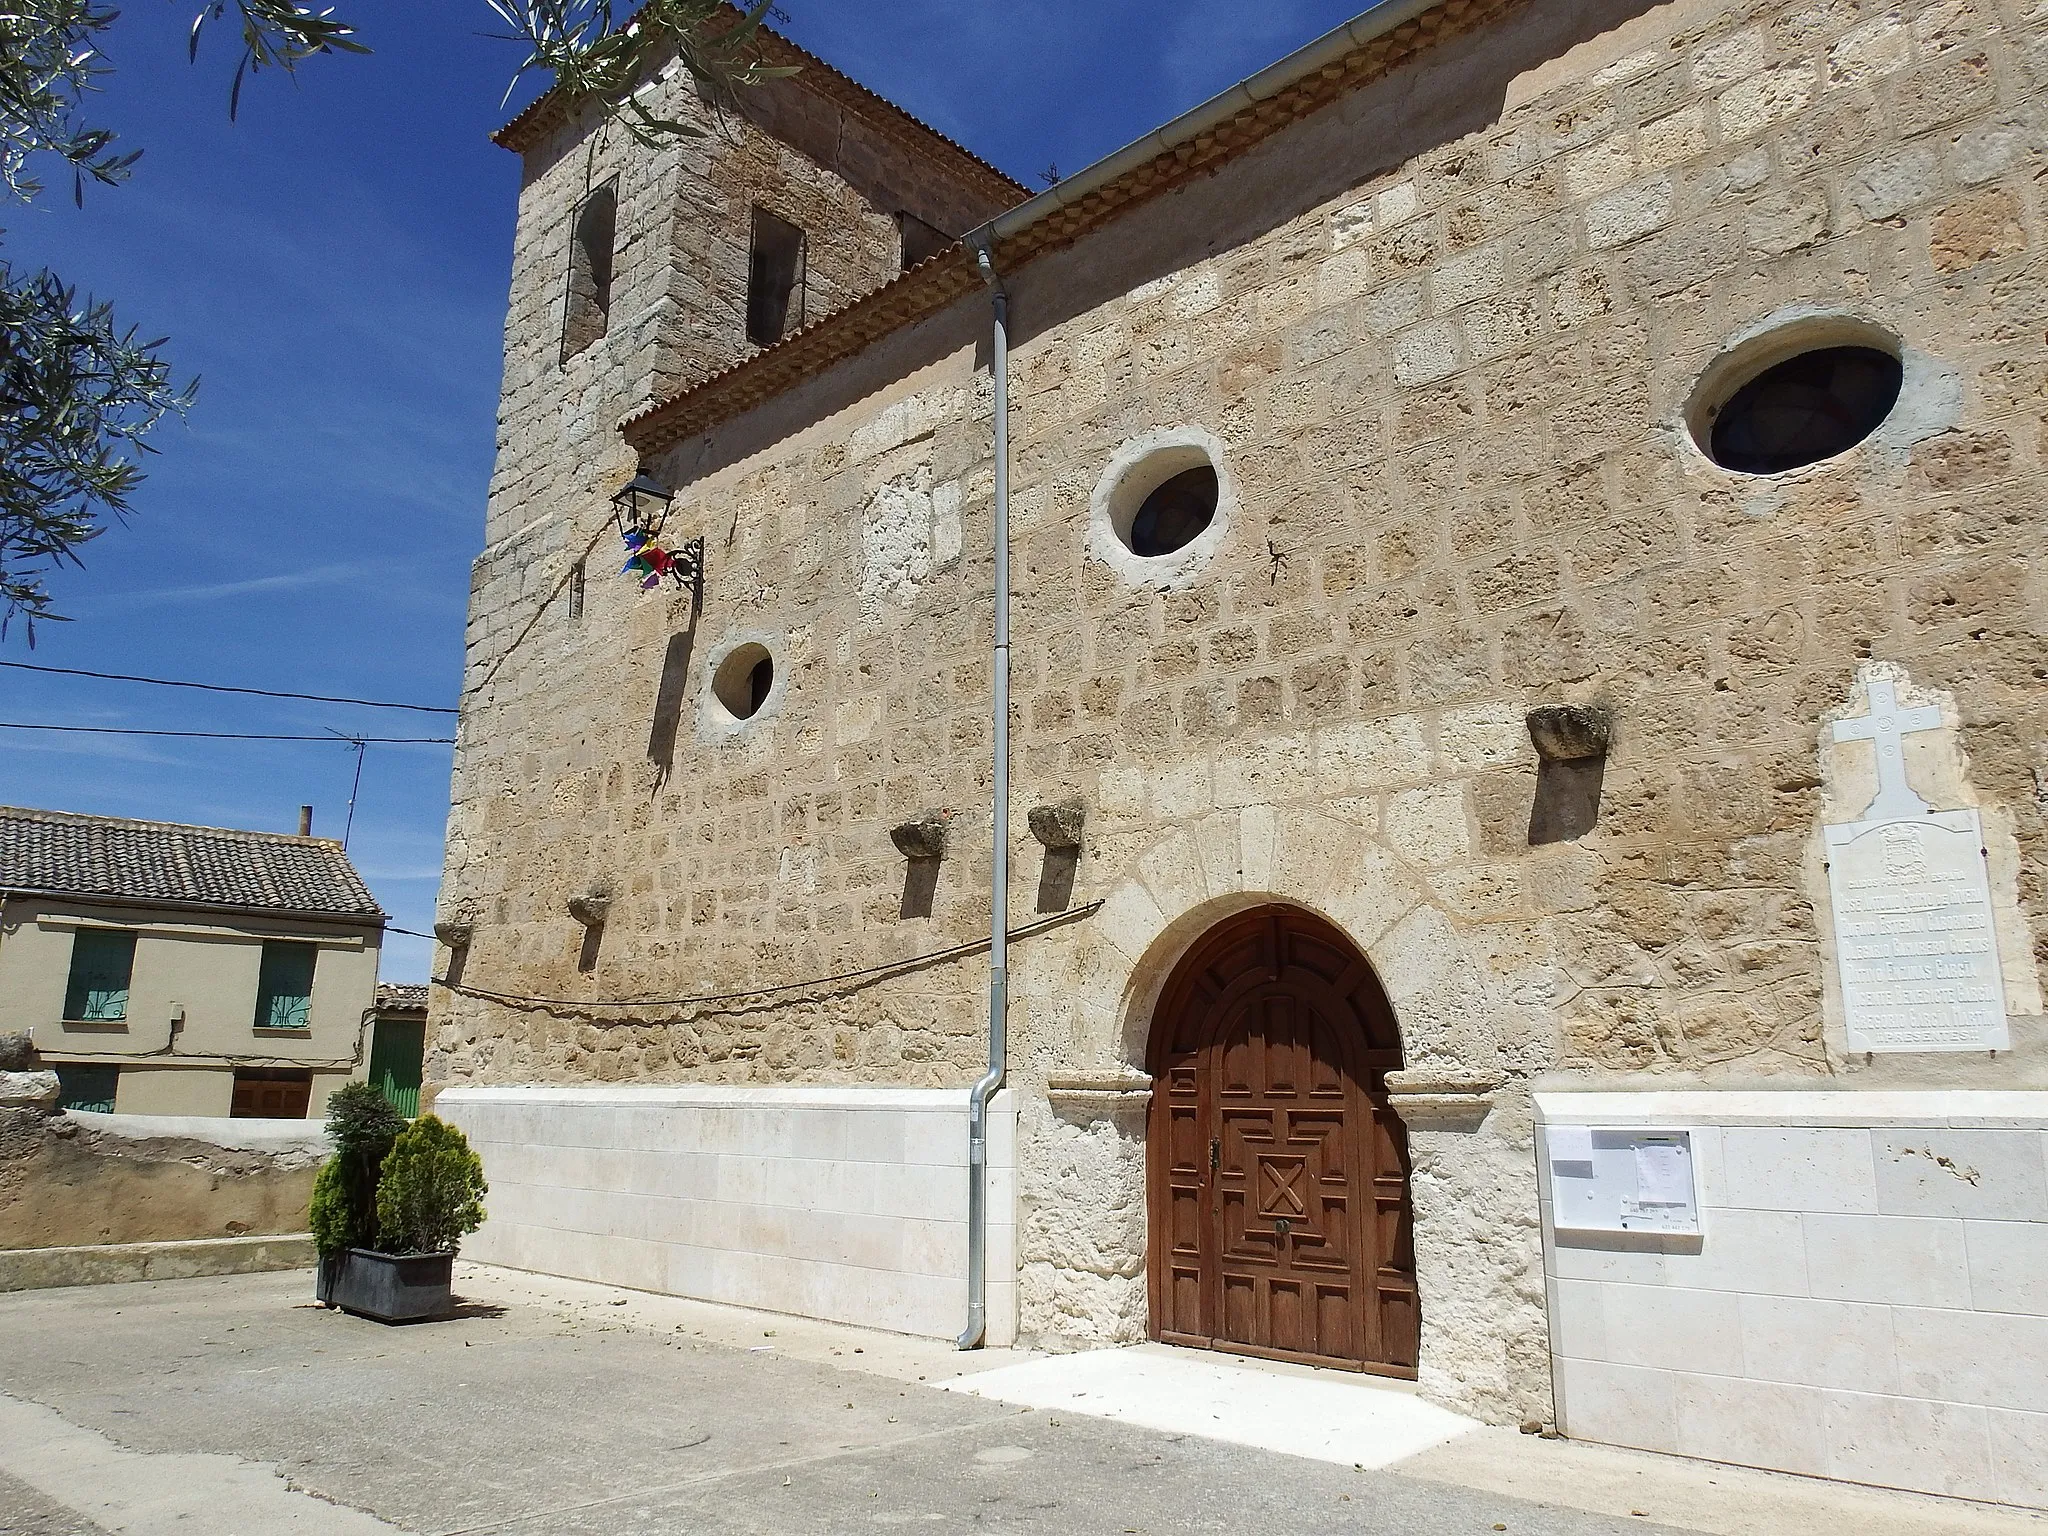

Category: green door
[367, 1019, 424, 1118]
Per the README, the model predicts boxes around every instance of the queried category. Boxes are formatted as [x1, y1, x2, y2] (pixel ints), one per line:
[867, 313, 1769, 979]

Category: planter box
[315, 1248, 454, 1323]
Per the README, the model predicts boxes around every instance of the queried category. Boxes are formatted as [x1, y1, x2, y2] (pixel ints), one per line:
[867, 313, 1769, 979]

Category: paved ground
[0, 1267, 2037, 1536]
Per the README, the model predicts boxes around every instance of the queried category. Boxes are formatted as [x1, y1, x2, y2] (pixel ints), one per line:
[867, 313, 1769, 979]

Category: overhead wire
[0, 722, 452, 743]
[432, 900, 1104, 1016]
[0, 659, 457, 714]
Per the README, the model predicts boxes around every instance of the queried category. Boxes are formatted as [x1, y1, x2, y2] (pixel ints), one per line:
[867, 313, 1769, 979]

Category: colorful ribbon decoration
[620, 527, 683, 591]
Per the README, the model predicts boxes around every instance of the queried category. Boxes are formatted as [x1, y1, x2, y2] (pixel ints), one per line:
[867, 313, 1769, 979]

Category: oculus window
[1699, 344, 1903, 474]
[711, 641, 774, 721]
[1088, 428, 1234, 588]
[1128, 465, 1219, 557]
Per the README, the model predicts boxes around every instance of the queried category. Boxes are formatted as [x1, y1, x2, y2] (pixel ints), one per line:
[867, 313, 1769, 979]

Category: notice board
[1544, 1125, 1698, 1236]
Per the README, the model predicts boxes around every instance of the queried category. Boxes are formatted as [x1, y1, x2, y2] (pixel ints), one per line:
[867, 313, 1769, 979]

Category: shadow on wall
[900, 856, 942, 919]
[1529, 757, 1606, 844]
[1036, 847, 1079, 913]
[646, 628, 697, 784]
[660, 0, 1674, 491]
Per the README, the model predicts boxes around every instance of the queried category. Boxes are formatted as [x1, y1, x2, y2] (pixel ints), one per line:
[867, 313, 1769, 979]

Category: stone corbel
[566, 884, 614, 928]
[435, 897, 479, 949]
[889, 810, 951, 861]
[1045, 1070, 1151, 1125]
[1045, 1070, 1151, 1099]
[1384, 1069, 1501, 1131]
[1028, 798, 1086, 851]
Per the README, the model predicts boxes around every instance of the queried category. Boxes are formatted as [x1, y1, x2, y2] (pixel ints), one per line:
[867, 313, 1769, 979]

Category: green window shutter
[253, 941, 317, 1030]
[63, 930, 136, 1022]
[55, 1065, 119, 1113]
[368, 1019, 425, 1118]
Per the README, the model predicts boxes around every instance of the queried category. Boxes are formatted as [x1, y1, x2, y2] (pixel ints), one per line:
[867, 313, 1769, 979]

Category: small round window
[1129, 465, 1218, 557]
[711, 642, 774, 721]
[1697, 343, 1903, 474]
[1089, 428, 1233, 587]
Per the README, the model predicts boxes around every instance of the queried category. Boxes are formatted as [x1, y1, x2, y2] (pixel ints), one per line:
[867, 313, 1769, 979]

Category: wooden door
[231, 1069, 313, 1119]
[1147, 906, 1418, 1376]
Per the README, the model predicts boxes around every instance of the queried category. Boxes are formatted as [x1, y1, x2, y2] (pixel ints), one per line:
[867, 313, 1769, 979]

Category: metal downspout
[959, 239, 1010, 1350]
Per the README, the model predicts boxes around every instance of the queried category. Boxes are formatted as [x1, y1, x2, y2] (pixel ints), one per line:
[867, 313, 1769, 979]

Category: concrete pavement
[0, 1266, 2036, 1535]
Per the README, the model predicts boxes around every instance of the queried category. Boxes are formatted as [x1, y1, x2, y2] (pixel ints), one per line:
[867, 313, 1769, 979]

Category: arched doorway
[1145, 904, 1418, 1376]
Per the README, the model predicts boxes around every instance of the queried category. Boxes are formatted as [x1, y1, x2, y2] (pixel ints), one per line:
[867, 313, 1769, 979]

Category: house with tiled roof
[0, 806, 385, 1118]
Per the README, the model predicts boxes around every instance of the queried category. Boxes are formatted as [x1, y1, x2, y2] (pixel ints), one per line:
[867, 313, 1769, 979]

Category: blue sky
[1, 0, 1367, 981]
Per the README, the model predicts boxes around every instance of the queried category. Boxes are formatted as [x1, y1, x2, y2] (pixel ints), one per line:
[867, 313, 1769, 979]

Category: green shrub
[320, 1080, 406, 1253]
[308, 1157, 351, 1259]
[375, 1115, 487, 1256]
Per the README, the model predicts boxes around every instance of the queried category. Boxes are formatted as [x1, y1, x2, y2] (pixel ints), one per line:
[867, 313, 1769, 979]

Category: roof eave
[490, 7, 1026, 206]
[0, 887, 387, 927]
[621, 0, 1517, 456]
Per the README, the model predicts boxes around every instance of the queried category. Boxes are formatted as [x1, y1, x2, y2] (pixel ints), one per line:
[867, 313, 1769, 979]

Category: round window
[1089, 428, 1233, 587]
[1696, 343, 1903, 474]
[1129, 465, 1218, 557]
[711, 642, 774, 721]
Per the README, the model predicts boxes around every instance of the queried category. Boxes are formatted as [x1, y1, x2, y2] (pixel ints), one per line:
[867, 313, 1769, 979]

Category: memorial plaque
[1824, 810, 2009, 1052]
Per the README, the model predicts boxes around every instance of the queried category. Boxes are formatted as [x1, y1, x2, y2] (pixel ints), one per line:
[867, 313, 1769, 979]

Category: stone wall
[439, 0, 2048, 1425]
[0, 1107, 322, 1250]
[438, 1083, 1018, 1342]
[1540, 1089, 2048, 1508]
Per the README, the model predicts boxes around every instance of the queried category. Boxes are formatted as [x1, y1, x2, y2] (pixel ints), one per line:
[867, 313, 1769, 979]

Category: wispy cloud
[82, 564, 365, 610]
[352, 863, 448, 882]
[0, 733, 184, 767]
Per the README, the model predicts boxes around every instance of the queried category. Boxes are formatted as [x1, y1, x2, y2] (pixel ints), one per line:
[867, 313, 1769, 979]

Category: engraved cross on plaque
[1831, 678, 1942, 820]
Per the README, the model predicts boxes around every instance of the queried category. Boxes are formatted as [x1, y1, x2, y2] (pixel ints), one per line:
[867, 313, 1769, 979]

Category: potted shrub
[313, 1094, 487, 1323]
[311, 1082, 404, 1306]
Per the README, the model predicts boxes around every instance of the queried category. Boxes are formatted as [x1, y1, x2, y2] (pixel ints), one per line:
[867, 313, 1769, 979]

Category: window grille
[253, 941, 317, 1030]
[63, 929, 135, 1022]
[55, 1065, 118, 1113]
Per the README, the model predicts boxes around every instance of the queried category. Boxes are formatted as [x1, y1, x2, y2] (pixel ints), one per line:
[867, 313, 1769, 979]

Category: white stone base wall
[1539, 1090, 2048, 1510]
[436, 1085, 1015, 1344]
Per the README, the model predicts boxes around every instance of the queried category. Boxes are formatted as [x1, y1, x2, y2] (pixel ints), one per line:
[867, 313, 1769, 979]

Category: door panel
[1146, 905, 1418, 1376]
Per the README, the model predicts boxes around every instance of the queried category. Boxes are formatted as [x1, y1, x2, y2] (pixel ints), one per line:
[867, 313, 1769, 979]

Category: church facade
[431, 0, 2048, 1507]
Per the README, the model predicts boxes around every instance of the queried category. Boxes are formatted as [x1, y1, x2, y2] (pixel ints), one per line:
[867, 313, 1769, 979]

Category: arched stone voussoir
[1097, 805, 1502, 1071]
[1372, 904, 1511, 1081]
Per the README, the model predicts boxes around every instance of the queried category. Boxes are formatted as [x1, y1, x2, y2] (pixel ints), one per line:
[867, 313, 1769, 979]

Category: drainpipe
[958, 238, 1010, 1351]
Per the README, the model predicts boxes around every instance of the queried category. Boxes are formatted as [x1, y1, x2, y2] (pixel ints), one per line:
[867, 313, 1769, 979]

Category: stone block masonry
[435, 0, 2048, 1455]
[437, 1085, 1018, 1343]
[1541, 1090, 2048, 1508]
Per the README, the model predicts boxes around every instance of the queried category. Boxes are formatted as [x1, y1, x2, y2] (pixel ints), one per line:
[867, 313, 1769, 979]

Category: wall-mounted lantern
[611, 473, 673, 537]
[610, 471, 703, 599]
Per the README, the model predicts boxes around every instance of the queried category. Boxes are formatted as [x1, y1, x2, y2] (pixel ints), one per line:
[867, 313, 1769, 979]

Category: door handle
[1209, 1138, 1220, 1173]
[1273, 1218, 1292, 1237]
